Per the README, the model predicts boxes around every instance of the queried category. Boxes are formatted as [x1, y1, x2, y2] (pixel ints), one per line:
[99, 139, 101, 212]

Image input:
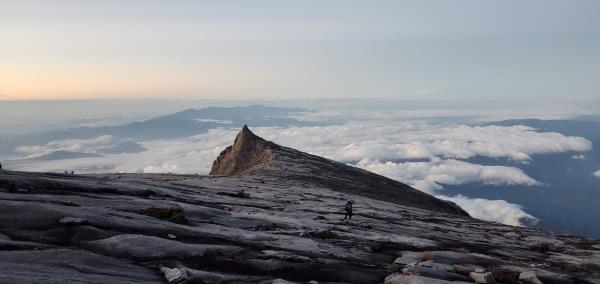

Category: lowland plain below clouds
[2, 104, 600, 237]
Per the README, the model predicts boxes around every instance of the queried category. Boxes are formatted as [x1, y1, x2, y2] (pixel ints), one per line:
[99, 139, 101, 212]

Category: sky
[1, 0, 599, 101]
[2, 1, 600, 235]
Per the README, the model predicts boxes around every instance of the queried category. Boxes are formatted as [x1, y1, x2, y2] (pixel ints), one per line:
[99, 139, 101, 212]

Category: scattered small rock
[503, 232, 521, 238]
[453, 264, 479, 275]
[261, 250, 311, 262]
[140, 207, 187, 224]
[235, 189, 250, 198]
[160, 267, 188, 284]
[402, 260, 467, 282]
[453, 247, 469, 253]
[254, 223, 284, 231]
[59, 217, 87, 226]
[490, 268, 520, 284]
[269, 279, 297, 284]
[519, 271, 543, 284]
[309, 229, 342, 239]
[470, 271, 496, 284]
[384, 274, 460, 284]
[420, 251, 433, 261]
[529, 242, 552, 253]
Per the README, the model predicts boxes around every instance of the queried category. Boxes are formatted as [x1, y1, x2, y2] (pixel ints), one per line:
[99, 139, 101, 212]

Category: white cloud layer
[15, 135, 115, 157]
[252, 123, 591, 162]
[594, 170, 600, 178]
[8, 119, 591, 227]
[250, 122, 568, 227]
[355, 158, 539, 194]
[8, 130, 236, 174]
[438, 195, 538, 226]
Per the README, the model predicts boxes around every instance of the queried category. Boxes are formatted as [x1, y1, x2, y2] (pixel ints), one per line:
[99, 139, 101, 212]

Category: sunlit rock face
[0, 126, 599, 283]
[210, 125, 276, 176]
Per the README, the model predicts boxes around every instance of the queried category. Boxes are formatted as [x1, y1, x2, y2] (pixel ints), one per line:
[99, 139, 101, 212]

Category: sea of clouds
[5, 114, 593, 227]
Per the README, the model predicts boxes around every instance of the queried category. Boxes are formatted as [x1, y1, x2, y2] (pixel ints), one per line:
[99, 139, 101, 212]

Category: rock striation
[0, 126, 599, 283]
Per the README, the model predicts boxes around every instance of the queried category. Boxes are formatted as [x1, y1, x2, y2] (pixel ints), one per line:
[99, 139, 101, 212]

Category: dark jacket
[345, 201, 353, 212]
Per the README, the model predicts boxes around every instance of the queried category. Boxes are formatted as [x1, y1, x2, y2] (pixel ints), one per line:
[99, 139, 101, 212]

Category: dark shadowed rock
[0, 248, 163, 283]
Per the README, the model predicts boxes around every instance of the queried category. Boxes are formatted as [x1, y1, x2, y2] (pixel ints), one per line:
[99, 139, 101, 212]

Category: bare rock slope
[211, 125, 468, 216]
[0, 126, 599, 283]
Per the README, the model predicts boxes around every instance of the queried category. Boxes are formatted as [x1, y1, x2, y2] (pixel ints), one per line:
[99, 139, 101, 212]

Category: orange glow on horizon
[0, 63, 285, 100]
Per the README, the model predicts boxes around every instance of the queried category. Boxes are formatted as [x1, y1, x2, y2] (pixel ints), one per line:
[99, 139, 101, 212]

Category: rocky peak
[210, 125, 277, 176]
[211, 126, 469, 216]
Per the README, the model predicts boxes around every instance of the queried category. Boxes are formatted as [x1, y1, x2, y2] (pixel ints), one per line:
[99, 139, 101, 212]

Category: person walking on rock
[344, 200, 354, 220]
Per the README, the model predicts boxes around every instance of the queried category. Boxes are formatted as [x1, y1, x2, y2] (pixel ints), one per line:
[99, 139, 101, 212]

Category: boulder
[402, 261, 470, 282]
[519, 271, 543, 284]
[469, 271, 496, 284]
[59, 217, 87, 226]
[453, 264, 480, 275]
[85, 234, 244, 259]
[269, 279, 298, 284]
[161, 267, 188, 284]
[385, 274, 471, 284]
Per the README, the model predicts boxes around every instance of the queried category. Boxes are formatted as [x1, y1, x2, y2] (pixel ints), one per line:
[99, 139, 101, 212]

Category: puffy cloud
[572, 154, 586, 160]
[252, 123, 591, 162]
[115, 129, 236, 173]
[8, 129, 237, 174]
[594, 170, 600, 178]
[355, 158, 540, 194]
[12, 120, 590, 175]
[195, 119, 233, 124]
[15, 135, 115, 157]
[438, 195, 538, 226]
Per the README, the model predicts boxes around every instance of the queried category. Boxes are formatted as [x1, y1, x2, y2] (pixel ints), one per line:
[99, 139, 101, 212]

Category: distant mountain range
[0, 105, 312, 157]
[25, 150, 103, 161]
[488, 118, 600, 141]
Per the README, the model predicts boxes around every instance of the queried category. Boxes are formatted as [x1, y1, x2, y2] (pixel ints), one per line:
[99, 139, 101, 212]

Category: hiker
[344, 200, 354, 220]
